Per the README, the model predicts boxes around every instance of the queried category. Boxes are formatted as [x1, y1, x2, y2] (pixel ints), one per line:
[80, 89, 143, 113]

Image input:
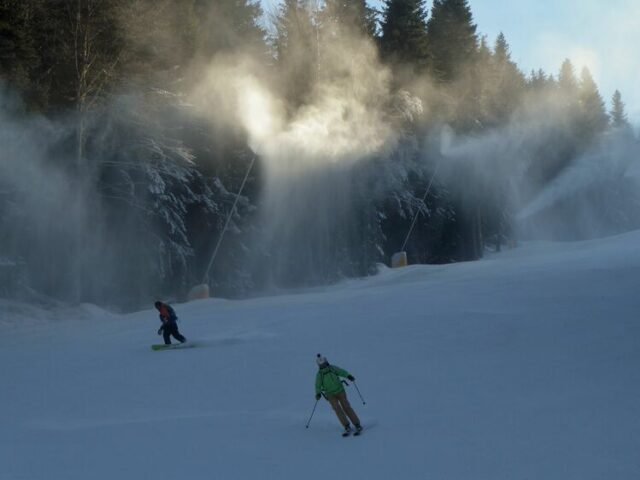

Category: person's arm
[332, 366, 355, 381]
[315, 372, 323, 398]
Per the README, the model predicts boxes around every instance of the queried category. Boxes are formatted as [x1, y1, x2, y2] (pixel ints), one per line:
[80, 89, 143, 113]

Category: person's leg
[162, 328, 171, 345]
[170, 323, 186, 343]
[336, 391, 361, 427]
[326, 394, 350, 428]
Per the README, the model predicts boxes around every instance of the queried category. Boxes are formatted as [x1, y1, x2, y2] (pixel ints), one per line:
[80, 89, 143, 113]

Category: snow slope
[2, 233, 640, 480]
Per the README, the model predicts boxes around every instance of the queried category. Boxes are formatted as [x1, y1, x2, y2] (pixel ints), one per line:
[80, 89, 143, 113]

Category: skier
[314, 354, 363, 435]
[155, 301, 187, 345]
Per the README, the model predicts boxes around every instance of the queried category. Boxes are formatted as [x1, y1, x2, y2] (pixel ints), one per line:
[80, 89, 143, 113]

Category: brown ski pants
[326, 391, 360, 427]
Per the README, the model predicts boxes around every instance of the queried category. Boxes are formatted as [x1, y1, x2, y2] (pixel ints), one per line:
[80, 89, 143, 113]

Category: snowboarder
[155, 301, 187, 345]
[314, 354, 362, 435]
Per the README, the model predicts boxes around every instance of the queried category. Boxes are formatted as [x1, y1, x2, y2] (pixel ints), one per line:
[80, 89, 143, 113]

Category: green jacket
[315, 365, 352, 396]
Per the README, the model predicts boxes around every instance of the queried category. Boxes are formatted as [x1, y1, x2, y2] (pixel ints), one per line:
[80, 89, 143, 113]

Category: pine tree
[0, 2, 27, 83]
[557, 59, 579, 110]
[578, 66, 609, 139]
[272, 0, 318, 108]
[379, 0, 429, 70]
[194, 0, 267, 57]
[477, 35, 491, 62]
[495, 34, 525, 109]
[610, 90, 630, 129]
[45, 1, 125, 107]
[493, 32, 509, 63]
[322, 0, 377, 38]
[123, 0, 201, 86]
[526, 61, 608, 193]
[422, 0, 481, 257]
[528, 68, 553, 92]
[0, 0, 44, 108]
[422, 0, 480, 133]
[426, 0, 478, 82]
[472, 33, 524, 253]
[483, 32, 525, 126]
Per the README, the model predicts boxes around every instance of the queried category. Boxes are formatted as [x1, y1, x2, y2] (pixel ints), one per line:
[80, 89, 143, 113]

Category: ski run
[2, 232, 640, 479]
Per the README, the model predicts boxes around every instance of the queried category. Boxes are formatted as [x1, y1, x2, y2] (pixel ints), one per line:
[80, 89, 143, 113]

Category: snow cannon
[187, 283, 210, 301]
[391, 251, 408, 268]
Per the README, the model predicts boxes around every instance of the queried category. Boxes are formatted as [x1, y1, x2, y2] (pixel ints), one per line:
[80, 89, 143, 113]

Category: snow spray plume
[188, 4, 640, 285]
[431, 84, 640, 242]
[190, 26, 400, 287]
[0, 86, 198, 308]
[505, 91, 640, 240]
[516, 129, 640, 239]
[0, 88, 99, 303]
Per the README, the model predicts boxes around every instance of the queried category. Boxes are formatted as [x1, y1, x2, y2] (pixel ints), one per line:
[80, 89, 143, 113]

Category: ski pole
[305, 399, 320, 428]
[353, 381, 367, 405]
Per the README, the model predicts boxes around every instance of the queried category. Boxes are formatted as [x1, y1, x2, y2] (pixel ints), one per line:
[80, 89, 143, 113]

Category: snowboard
[151, 342, 196, 351]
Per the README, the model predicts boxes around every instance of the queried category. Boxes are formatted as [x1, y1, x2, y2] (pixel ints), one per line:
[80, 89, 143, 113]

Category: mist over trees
[0, 0, 637, 309]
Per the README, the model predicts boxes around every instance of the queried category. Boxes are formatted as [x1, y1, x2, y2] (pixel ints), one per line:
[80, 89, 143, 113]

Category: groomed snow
[2, 232, 640, 479]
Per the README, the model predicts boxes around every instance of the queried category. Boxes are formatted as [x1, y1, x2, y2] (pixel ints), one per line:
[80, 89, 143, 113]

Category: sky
[261, 0, 640, 124]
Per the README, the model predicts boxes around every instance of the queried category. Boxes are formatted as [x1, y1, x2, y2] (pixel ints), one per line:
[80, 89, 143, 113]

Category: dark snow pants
[326, 391, 360, 428]
[162, 322, 186, 345]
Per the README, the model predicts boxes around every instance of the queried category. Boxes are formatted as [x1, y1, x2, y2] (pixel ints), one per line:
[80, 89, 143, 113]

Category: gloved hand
[315, 393, 321, 401]
[157, 328, 162, 335]
[347, 375, 355, 381]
